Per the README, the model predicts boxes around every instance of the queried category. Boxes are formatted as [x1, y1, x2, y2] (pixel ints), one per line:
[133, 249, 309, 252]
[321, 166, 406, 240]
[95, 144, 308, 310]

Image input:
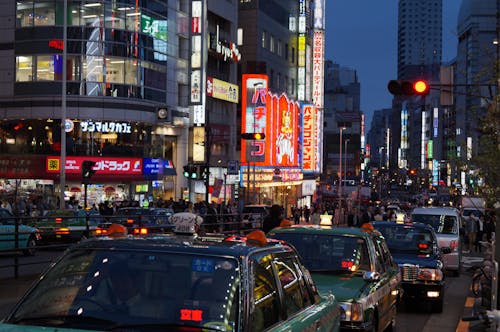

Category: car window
[8, 249, 241, 330]
[270, 233, 371, 274]
[411, 214, 458, 234]
[273, 255, 312, 317]
[373, 235, 396, 272]
[376, 225, 434, 254]
[249, 253, 280, 331]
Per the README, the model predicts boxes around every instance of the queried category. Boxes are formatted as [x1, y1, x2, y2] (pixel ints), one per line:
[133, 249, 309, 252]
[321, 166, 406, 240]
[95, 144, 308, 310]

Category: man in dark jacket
[262, 204, 283, 233]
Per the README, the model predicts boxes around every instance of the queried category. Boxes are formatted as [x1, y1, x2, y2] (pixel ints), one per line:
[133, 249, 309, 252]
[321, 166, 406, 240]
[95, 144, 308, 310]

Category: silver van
[410, 207, 462, 276]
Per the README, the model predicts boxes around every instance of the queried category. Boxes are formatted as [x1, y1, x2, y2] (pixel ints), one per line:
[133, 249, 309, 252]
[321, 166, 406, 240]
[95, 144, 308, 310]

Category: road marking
[455, 320, 469, 332]
[464, 296, 474, 307]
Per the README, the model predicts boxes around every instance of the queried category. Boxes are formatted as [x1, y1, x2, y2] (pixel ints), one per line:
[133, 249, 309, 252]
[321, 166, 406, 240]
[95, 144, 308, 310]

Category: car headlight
[339, 302, 363, 322]
[417, 268, 443, 281]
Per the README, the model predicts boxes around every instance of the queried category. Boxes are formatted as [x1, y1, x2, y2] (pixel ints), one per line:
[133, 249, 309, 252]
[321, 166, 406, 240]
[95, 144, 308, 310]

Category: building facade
[0, 0, 190, 207]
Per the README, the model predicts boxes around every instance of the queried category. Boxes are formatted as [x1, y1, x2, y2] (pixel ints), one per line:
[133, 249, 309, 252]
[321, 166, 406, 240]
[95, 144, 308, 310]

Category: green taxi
[268, 224, 402, 332]
[29, 209, 105, 244]
[0, 216, 340, 331]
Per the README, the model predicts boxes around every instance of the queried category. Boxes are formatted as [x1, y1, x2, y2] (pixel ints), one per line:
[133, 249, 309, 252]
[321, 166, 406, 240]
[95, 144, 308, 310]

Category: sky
[324, 1, 462, 125]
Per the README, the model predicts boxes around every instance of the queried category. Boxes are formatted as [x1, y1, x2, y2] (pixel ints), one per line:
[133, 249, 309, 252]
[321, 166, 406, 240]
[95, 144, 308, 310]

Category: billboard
[241, 74, 299, 168]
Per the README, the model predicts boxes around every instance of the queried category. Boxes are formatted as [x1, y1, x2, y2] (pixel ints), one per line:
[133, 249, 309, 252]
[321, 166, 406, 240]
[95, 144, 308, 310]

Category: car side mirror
[363, 271, 380, 282]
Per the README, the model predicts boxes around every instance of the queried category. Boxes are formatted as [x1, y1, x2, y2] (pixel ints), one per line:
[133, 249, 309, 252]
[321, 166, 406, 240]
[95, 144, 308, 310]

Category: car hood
[0, 324, 93, 332]
[311, 273, 368, 301]
[391, 253, 441, 269]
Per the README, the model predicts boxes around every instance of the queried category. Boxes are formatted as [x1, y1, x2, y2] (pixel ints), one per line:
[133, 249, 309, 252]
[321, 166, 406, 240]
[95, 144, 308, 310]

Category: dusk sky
[324, 1, 462, 125]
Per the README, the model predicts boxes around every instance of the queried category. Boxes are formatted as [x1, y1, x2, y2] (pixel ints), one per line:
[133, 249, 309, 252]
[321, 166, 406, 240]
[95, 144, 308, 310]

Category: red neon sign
[48, 39, 64, 50]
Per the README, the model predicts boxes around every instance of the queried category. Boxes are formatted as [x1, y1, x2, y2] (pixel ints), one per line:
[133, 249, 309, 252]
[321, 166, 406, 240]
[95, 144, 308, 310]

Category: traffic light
[387, 79, 429, 96]
[82, 160, 97, 179]
[183, 165, 198, 179]
[409, 169, 417, 175]
[241, 132, 265, 140]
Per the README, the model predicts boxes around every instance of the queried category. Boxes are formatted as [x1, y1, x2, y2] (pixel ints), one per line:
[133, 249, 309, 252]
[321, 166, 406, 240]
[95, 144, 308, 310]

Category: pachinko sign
[301, 104, 322, 173]
[46, 156, 143, 175]
[241, 74, 299, 167]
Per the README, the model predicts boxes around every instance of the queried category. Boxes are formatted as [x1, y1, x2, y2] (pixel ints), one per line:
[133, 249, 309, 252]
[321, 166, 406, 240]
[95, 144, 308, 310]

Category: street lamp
[338, 126, 346, 225]
[344, 138, 350, 193]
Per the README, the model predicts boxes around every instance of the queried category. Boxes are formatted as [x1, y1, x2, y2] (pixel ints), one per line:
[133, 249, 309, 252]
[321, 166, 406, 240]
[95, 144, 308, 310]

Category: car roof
[74, 233, 293, 258]
[269, 224, 378, 238]
[411, 206, 460, 216]
[372, 221, 435, 231]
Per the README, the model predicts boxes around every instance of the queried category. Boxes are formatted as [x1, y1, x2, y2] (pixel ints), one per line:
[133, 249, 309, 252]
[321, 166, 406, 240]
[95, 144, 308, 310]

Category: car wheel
[22, 236, 37, 256]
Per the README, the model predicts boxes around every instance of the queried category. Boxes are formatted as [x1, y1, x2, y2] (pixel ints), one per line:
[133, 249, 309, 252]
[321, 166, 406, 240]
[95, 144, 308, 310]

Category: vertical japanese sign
[190, 0, 204, 105]
[241, 74, 269, 165]
[302, 104, 316, 172]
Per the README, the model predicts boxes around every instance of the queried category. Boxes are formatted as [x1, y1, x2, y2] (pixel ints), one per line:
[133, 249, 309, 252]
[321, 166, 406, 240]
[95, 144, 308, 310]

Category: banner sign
[46, 156, 142, 175]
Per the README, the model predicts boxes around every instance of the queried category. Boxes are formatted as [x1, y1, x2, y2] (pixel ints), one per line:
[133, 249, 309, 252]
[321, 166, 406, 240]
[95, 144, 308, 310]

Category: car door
[269, 253, 340, 332]
[371, 234, 400, 331]
[0, 209, 29, 250]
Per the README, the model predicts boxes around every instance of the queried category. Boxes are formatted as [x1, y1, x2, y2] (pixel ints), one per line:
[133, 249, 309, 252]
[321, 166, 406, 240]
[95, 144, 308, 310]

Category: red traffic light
[413, 80, 429, 95]
[388, 80, 430, 96]
[241, 132, 265, 140]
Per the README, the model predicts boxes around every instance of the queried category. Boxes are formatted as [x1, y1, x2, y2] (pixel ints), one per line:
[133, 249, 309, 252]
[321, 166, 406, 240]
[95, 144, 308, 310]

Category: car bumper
[340, 320, 374, 332]
[443, 251, 460, 271]
[401, 281, 444, 303]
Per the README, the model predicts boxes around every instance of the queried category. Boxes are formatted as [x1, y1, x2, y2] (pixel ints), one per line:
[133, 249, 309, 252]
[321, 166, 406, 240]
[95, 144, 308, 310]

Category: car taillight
[95, 228, 107, 236]
[126, 219, 134, 224]
[450, 240, 458, 251]
[55, 218, 63, 223]
[56, 227, 70, 235]
[133, 228, 148, 235]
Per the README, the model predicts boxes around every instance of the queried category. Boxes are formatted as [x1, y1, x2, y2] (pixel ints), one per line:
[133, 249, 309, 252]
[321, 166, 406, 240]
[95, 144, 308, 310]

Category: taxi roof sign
[170, 212, 204, 234]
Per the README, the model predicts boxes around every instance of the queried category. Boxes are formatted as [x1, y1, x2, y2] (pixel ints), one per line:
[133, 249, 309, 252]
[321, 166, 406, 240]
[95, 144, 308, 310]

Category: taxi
[0, 208, 40, 256]
[0, 213, 341, 331]
[372, 221, 450, 313]
[30, 209, 106, 244]
[268, 224, 402, 332]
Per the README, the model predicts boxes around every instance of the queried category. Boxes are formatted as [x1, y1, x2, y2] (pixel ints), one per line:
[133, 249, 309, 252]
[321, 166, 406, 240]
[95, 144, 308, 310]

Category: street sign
[227, 160, 239, 175]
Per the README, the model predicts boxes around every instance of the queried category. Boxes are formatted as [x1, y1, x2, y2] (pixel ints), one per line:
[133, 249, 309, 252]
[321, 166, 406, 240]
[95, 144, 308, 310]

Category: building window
[291, 47, 295, 64]
[261, 30, 266, 49]
[277, 39, 282, 57]
[270, 35, 275, 53]
[34, 1, 55, 26]
[16, 56, 33, 81]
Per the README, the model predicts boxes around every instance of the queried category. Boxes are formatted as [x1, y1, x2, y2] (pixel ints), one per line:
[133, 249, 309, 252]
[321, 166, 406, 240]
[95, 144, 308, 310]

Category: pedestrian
[310, 208, 321, 225]
[483, 212, 494, 242]
[262, 204, 283, 233]
[465, 214, 478, 253]
[476, 214, 485, 252]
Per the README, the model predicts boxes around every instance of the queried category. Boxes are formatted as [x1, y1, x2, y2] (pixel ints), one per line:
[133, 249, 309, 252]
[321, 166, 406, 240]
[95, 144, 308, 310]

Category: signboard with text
[46, 156, 142, 175]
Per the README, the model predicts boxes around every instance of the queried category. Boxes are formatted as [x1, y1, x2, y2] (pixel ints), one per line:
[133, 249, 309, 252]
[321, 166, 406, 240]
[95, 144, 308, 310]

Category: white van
[410, 207, 462, 276]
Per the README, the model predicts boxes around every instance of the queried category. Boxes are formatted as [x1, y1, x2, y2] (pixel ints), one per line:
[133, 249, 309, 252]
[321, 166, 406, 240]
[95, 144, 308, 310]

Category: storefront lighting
[83, 2, 102, 7]
[126, 12, 140, 16]
[83, 15, 98, 19]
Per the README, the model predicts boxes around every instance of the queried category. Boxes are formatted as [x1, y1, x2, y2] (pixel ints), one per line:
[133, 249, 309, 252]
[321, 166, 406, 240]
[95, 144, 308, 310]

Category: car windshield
[270, 233, 371, 274]
[8, 249, 240, 331]
[374, 225, 433, 254]
[411, 214, 458, 234]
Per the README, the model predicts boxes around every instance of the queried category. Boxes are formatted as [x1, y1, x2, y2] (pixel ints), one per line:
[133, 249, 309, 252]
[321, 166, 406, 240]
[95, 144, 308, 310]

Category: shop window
[36, 55, 54, 81]
[81, 1, 103, 27]
[34, 1, 55, 26]
[16, 1, 34, 27]
[106, 4, 126, 30]
[125, 59, 138, 85]
[16, 56, 33, 82]
[125, 7, 141, 32]
[106, 57, 125, 84]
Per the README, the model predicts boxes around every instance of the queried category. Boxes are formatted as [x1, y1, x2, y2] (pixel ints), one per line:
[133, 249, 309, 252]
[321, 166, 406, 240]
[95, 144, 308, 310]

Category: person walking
[310, 208, 321, 225]
[262, 204, 283, 233]
[465, 214, 478, 253]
